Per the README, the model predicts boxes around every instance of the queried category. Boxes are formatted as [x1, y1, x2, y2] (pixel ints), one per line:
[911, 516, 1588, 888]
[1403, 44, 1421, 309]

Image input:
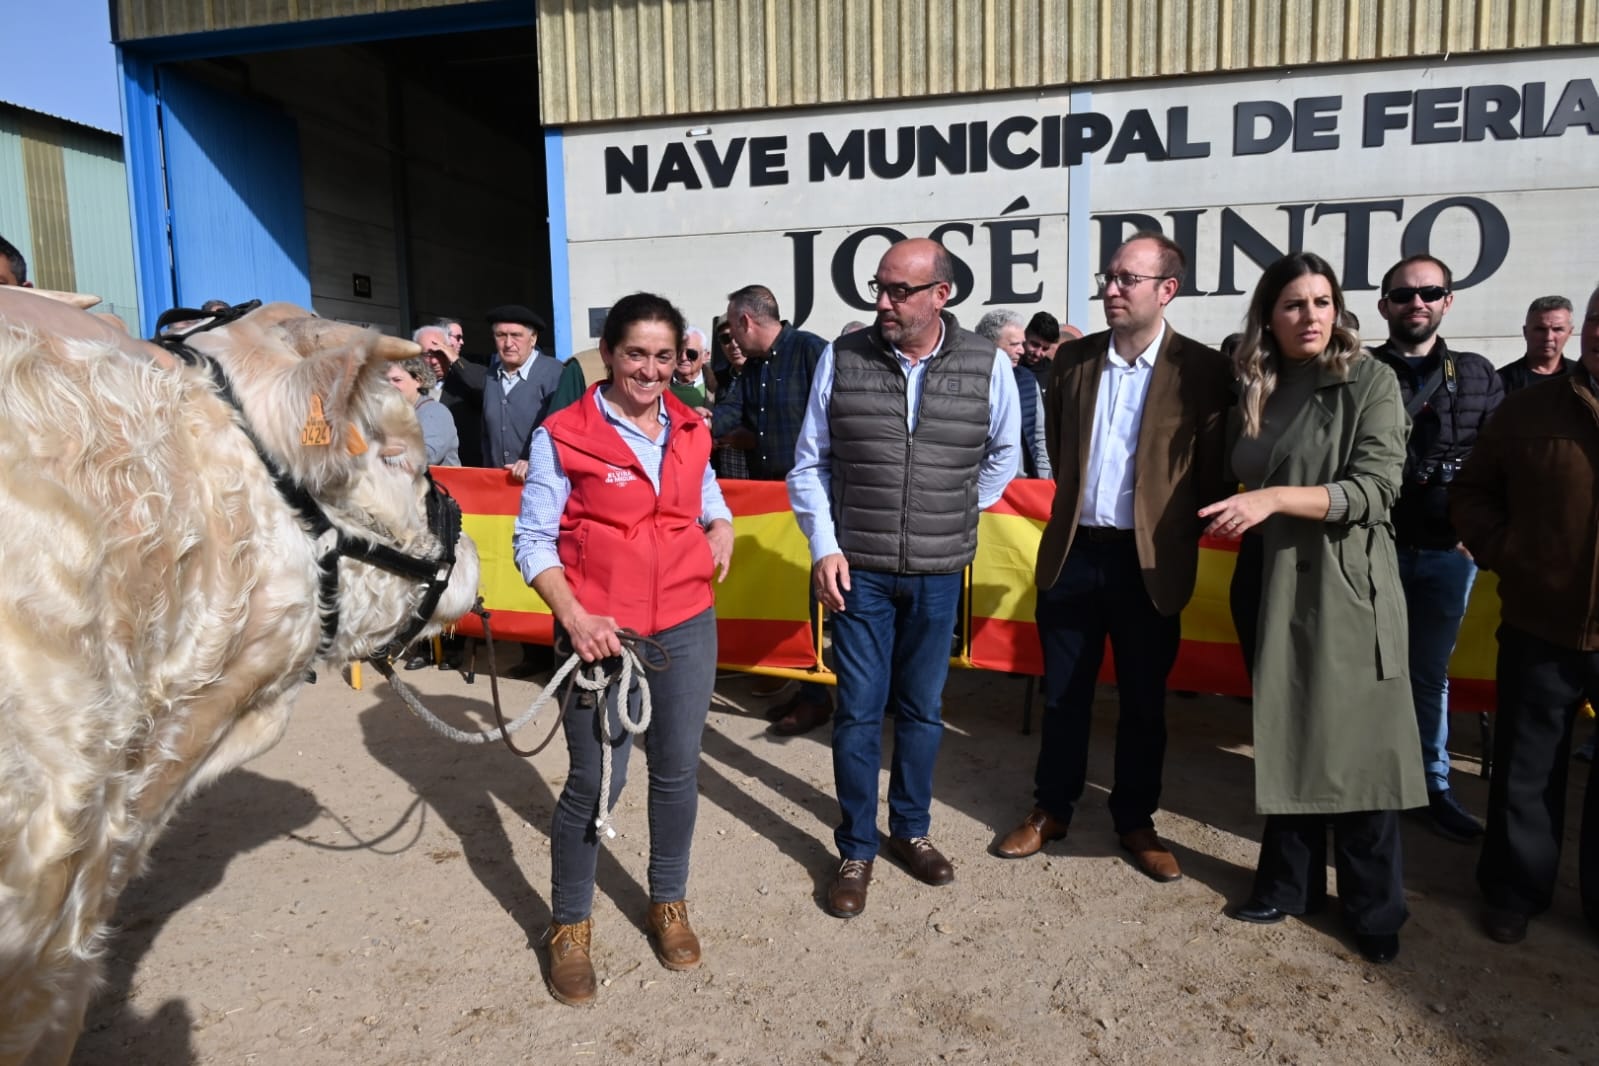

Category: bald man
[788, 237, 1021, 918]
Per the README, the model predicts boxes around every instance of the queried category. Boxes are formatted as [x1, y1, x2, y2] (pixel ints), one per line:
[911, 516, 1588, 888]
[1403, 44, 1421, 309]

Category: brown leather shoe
[886, 835, 955, 885]
[1119, 827, 1182, 883]
[771, 694, 833, 736]
[545, 919, 597, 1006]
[751, 675, 794, 700]
[994, 808, 1069, 858]
[647, 900, 702, 971]
[825, 858, 874, 918]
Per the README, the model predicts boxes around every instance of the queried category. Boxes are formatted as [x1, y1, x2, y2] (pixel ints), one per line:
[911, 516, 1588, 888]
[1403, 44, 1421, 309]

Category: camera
[1404, 458, 1460, 487]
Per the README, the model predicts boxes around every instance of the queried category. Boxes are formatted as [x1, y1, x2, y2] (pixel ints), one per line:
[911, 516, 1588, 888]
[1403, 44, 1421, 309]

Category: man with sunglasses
[669, 327, 716, 410]
[788, 237, 1019, 918]
[1370, 255, 1504, 842]
[995, 232, 1232, 887]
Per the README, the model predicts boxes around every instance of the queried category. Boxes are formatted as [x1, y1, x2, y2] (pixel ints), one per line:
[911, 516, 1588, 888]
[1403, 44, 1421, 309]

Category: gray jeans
[550, 608, 716, 924]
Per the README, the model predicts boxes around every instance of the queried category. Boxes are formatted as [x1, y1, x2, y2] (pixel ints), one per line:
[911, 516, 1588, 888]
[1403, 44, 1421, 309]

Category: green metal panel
[58, 127, 141, 327]
[116, 0, 490, 40]
[537, 0, 1599, 124]
[0, 116, 32, 279]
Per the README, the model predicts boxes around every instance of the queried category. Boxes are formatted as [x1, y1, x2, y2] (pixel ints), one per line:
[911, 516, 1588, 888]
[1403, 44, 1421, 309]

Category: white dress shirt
[1079, 321, 1166, 530]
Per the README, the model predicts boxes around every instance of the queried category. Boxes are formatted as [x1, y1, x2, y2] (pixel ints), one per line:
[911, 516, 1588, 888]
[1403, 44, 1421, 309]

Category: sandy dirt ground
[71, 661, 1599, 1065]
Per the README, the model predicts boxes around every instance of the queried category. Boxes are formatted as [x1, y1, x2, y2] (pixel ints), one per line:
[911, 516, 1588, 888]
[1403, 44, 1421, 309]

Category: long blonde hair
[1234, 252, 1364, 438]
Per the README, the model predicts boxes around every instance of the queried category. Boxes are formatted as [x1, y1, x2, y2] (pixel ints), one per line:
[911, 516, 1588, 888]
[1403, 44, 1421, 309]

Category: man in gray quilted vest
[788, 237, 1021, 919]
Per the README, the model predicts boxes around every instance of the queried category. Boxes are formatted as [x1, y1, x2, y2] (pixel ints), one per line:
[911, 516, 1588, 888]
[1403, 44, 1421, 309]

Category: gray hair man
[1499, 295, 1578, 393]
[977, 309, 1050, 479]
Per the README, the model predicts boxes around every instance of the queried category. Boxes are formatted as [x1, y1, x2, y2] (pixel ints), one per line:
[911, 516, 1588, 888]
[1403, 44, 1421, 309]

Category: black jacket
[1370, 338, 1504, 549]
[1498, 355, 1580, 394]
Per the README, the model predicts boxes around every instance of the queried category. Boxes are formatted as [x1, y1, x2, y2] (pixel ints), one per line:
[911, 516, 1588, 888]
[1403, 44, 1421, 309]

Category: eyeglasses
[1095, 272, 1171, 292]
[867, 279, 940, 303]
[1383, 285, 1450, 304]
[677, 348, 701, 360]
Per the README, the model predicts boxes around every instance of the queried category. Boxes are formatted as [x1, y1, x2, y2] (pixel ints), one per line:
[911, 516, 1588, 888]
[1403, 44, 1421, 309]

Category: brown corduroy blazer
[1034, 326, 1235, 616]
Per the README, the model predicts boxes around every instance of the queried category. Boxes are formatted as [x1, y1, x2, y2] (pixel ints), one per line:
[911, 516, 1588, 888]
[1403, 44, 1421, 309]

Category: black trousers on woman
[1231, 533, 1409, 936]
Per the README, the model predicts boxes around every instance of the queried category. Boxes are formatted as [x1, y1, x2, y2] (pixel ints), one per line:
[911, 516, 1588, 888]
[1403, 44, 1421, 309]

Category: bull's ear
[292, 330, 410, 444]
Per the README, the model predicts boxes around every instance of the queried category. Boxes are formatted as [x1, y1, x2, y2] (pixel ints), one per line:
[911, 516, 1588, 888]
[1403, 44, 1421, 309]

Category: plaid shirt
[711, 323, 828, 480]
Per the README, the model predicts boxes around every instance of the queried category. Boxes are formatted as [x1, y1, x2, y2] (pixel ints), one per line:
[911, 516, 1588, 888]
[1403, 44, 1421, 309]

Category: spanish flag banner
[433, 469, 816, 668]
[969, 481, 1500, 711]
[433, 470, 1499, 711]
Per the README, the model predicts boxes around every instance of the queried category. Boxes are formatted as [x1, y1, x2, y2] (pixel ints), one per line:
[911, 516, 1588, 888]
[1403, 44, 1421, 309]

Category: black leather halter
[154, 302, 462, 659]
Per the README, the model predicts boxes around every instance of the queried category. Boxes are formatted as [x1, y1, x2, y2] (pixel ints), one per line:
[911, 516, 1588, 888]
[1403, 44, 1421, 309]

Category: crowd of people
[3, 227, 1596, 1009]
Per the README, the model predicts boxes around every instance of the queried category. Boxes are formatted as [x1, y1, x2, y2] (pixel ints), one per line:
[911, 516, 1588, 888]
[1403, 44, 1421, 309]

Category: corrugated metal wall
[115, 0, 483, 40]
[538, 0, 1599, 125]
[0, 107, 140, 323]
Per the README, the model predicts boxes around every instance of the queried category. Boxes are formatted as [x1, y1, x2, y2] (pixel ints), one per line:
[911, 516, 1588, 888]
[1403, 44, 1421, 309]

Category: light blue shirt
[512, 388, 732, 583]
[786, 322, 1022, 562]
[498, 350, 545, 395]
[1079, 322, 1166, 529]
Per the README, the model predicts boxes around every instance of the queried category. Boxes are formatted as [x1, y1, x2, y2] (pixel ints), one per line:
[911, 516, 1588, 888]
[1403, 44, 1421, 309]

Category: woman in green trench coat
[1198, 252, 1426, 965]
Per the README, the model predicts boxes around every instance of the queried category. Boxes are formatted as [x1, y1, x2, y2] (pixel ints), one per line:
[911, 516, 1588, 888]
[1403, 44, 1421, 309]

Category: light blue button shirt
[512, 388, 731, 583]
[786, 322, 1022, 562]
[498, 350, 543, 395]
[1079, 322, 1166, 530]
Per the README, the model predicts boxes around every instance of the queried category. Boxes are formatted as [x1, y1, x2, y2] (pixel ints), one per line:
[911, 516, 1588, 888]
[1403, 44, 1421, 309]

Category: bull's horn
[14, 287, 102, 309]
[373, 335, 421, 360]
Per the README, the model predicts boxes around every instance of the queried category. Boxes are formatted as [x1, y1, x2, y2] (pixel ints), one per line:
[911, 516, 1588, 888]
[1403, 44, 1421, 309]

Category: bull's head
[184, 303, 480, 661]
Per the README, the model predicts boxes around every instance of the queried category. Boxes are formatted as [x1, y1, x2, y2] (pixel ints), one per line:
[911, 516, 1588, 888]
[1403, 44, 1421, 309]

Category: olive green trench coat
[1237, 355, 1427, 815]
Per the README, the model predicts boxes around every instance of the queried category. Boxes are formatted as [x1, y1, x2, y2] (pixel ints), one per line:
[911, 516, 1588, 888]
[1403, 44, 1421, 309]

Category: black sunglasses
[1384, 285, 1449, 304]
[677, 348, 701, 360]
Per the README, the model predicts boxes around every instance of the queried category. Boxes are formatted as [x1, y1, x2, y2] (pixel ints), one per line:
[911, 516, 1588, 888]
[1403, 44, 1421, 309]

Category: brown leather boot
[647, 900, 702, 971]
[545, 918, 597, 1005]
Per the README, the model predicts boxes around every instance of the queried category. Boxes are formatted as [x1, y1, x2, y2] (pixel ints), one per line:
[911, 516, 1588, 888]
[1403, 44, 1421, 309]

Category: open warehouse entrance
[120, 6, 546, 358]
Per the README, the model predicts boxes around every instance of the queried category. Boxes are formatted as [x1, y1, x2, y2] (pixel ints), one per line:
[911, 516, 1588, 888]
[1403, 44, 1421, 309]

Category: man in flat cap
[483, 304, 563, 480]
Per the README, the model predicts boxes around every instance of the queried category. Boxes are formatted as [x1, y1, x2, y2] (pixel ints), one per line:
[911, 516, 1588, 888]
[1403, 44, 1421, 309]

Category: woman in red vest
[512, 292, 733, 1006]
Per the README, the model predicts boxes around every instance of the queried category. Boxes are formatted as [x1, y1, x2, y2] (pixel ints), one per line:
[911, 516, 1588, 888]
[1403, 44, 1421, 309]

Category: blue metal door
[157, 68, 311, 311]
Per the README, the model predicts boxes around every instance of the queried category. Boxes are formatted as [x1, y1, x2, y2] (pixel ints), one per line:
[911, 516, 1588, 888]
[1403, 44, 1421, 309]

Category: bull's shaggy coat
[0, 293, 479, 1065]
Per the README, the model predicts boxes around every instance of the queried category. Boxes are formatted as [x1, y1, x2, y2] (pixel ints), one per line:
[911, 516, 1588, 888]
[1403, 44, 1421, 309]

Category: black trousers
[1253, 812, 1408, 934]
[1478, 623, 1599, 921]
[1033, 537, 1182, 833]
[1230, 533, 1407, 935]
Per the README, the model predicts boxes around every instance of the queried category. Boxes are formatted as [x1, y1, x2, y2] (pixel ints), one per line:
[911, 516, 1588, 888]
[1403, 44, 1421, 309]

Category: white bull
[0, 291, 480, 1065]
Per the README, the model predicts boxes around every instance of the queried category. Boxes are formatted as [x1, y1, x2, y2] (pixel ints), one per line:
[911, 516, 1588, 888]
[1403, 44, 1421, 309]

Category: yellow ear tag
[345, 423, 368, 456]
[301, 394, 333, 447]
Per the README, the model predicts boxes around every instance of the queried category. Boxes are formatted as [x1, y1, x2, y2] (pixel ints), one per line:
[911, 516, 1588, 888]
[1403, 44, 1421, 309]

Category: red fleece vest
[544, 384, 715, 636]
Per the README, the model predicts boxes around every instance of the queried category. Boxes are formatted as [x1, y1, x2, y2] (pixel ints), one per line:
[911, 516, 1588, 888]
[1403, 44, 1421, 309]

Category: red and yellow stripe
[434, 469, 1500, 711]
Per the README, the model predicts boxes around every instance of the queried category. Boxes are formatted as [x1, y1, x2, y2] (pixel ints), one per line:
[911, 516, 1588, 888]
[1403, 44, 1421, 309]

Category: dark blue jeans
[829, 569, 962, 860]
[1033, 538, 1181, 833]
[1397, 547, 1477, 792]
[550, 608, 716, 924]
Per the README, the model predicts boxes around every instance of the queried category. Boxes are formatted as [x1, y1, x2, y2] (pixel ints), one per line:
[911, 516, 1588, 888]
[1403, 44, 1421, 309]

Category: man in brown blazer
[994, 232, 1233, 881]
[1451, 281, 1599, 945]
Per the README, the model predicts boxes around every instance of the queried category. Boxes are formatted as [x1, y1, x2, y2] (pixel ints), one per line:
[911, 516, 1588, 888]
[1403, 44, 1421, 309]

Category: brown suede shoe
[647, 900, 702, 971]
[1119, 828, 1182, 883]
[771, 693, 833, 736]
[825, 858, 874, 918]
[994, 808, 1069, 858]
[886, 835, 955, 885]
[545, 919, 597, 1006]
